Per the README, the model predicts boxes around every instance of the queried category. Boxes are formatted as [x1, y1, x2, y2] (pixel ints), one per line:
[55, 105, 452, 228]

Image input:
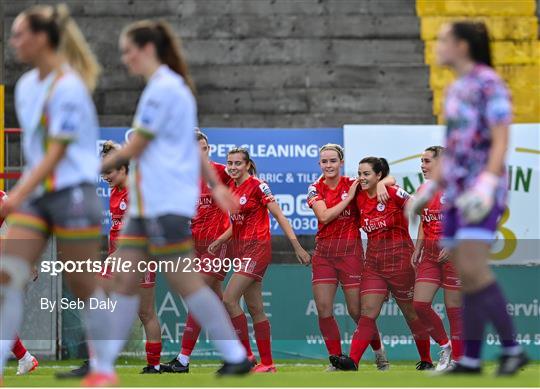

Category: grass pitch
[3, 358, 539, 387]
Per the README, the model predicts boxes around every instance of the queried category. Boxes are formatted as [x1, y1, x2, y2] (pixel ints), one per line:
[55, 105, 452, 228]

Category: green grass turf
[3, 359, 539, 387]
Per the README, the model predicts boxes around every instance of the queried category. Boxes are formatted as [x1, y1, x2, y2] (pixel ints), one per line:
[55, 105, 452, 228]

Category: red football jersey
[0, 190, 6, 226]
[356, 185, 414, 274]
[191, 161, 231, 247]
[229, 176, 274, 263]
[109, 185, 128, 255]
[419, 185, 444, 262]
[307, 176, 362, 257]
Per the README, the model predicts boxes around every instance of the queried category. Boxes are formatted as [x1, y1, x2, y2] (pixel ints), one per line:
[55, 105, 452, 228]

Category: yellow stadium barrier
[417, 0, 536, 17]
[421, 16, 538, 41]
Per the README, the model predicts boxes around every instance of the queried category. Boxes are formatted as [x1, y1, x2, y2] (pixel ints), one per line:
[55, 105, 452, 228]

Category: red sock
[145, 342, 161, 367]
[231, 313, 253, 357]
[12, 336, 27, 360]
[370, 323, 382, 351]
[181, 314, 202, 356]
[446, 307, 463, 360]
[318, 316, 342, 356]
[408, 319, 432, 363]
[413, 301, 450, 346]
[253, 320, 273, 366]
[350, 316, 377, 365]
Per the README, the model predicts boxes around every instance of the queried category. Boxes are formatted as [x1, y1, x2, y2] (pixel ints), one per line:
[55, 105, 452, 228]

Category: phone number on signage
[271, 217, 318, 231]
[487, 333, 540, 346]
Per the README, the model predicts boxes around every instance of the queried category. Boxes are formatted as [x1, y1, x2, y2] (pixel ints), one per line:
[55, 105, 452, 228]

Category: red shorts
[195, 242, 230, 282]
[416, 258, 461, 290]
[236, 257, 270, 282]
[361, 267, 415, 301]
[311, 255, 363, 289]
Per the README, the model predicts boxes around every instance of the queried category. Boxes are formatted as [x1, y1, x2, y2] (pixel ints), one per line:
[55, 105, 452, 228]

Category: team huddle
[0, 3, 530, 387]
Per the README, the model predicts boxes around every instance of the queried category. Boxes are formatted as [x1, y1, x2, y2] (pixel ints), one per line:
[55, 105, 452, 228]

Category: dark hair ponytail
[123, 19, 195, 93]
[228, 147, 257, 176]
[359, 157, 389, 180]
[451, 21, 492, 67]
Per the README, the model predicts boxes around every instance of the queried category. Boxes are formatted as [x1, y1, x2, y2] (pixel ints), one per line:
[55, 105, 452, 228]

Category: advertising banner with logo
[343, 124, 540, 265]
[97, 127, 342, 235]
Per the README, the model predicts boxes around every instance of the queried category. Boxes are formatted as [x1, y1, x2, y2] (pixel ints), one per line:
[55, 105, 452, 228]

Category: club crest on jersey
[119, 200, 127, 211]
[440, 195, 445, 204]
[239, 194, 247, 205]
[377, 203, 385, 212]
[341, 191, 348, 201]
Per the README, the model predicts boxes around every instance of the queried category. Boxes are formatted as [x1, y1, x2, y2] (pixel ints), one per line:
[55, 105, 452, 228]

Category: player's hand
[211, 184, 239, 213]
[456, 171, 498, 224]
[0, 191, 22, 219]
[207, 240, 221, 255]
[411, 248, 422, 269]
[376, 181, 390, 204]
[437, 248, 450, 263]
[404, 180, 438, 220]
[295, 247, 311, 266]
[346, 179, 360, 201]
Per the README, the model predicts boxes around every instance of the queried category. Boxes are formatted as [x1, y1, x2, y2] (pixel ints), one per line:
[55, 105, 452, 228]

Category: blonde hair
[319, 143, 344, 160]
[21, 4, 101, 91]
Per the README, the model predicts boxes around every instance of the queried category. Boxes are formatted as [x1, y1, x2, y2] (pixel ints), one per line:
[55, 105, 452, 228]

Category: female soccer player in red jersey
[101, 141, 162, 374]
[0, 191, 38, 376]
[307, 144, 392, 371]
[411, 146, 462, 371]
[163, 130, 232, 373]
[209, 147, 311, 373]
[331, 157, 435, 371]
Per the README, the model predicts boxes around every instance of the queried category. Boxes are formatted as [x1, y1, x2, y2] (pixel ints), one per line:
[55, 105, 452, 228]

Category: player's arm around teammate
[218, 148, 310, 373]
[1, 3, 106, 381]
[412, 146, 462, 372]
[307, 144, 391, 371]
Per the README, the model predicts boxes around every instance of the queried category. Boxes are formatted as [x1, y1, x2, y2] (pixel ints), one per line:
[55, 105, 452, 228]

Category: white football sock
[0, 286, 24, 376]
[184, 287, 246, 364]
[178, 353, 190, 365]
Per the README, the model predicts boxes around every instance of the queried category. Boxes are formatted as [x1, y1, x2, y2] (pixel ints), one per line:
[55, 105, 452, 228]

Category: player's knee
[245, 300, 264, 319]
[315, 300, 334, 317]
[347, 305, 361, 323]
[222, 293, 240, 313]
[412, 300, 431, 317]
[138, 307, 156, 325]
[360, 304, 379, 319]
[0, 255, 31, 290]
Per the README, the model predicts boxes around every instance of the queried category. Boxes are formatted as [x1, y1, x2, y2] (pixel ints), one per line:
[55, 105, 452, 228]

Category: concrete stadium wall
[3, 0, 434, 128]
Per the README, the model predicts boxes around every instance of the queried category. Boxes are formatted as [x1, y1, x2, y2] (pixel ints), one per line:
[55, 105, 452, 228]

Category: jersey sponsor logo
[396, 187, 410, 199]
[421, 209, 443, 223]
[341, 191, 348, 201]
[111, 218, 123, 228]
[119, 200, 127, 211]
[230, 213, 245, 222]
[239, 194, 247, 205]
[362, 217, 387, 233]
[376, 202, 385, 212]
[197, 196, 213, 206]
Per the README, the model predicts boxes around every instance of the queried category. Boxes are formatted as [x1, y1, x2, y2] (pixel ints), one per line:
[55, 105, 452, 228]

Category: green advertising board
[61, 265, 540, 361]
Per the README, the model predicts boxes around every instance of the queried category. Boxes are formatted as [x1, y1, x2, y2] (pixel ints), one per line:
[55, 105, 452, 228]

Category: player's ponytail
[228, 147, 257, 176]
[123, 20, 195, 93]
[21, 4, 101, 92]
[359, 156, 390, 180]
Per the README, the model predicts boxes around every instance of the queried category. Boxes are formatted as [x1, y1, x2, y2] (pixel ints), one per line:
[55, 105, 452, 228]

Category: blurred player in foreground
[97, 19, 251, 386]
[406, 21, 528, 376]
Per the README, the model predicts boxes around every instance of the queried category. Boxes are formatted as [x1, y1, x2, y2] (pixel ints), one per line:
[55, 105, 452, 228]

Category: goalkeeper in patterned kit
[307, 144, 391, 371]
[411, 146, 463, 372]
[163, 130, 232, 373]
[406, 21, 528, 376]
